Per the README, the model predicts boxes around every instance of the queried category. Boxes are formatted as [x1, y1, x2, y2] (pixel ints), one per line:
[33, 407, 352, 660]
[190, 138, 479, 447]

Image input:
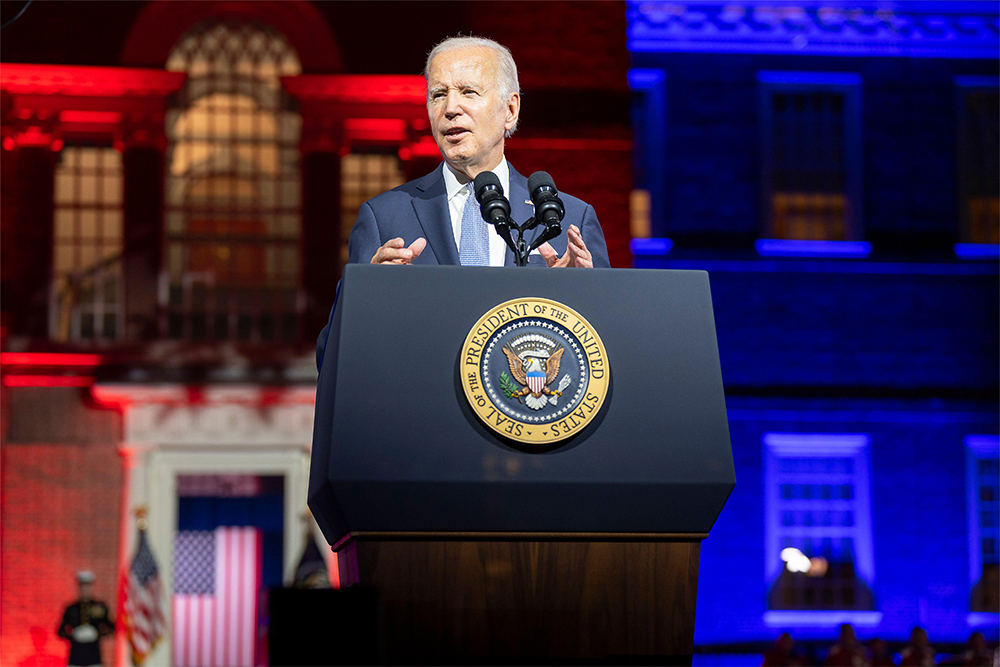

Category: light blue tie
[459, 182, 490, 266]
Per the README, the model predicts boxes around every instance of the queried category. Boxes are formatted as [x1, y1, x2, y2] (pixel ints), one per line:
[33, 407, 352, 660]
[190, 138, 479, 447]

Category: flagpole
[114, 457, 137, 667]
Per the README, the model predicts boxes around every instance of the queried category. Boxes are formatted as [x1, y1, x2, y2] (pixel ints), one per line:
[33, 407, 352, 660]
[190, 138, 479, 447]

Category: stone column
[121, 120, 167, 342]
[1, 119, 59, 338]
[299, 123, 343, 344]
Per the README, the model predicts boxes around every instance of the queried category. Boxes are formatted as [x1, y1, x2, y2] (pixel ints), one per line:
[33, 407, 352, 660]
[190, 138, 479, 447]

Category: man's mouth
[444, 127, 469, 138]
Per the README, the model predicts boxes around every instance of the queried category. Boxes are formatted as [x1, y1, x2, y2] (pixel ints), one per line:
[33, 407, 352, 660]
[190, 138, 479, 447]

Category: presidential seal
[462, 297, 610, 445]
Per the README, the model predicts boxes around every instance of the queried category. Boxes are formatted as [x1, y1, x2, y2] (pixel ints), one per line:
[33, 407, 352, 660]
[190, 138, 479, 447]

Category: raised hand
[371, 237, 427, 265]
[537, 225, 593, 268]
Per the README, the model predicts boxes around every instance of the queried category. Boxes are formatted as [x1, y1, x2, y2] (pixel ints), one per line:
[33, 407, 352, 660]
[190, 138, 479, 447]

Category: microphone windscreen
[527, 171, 556, 198]
[474, 171, 502, 200]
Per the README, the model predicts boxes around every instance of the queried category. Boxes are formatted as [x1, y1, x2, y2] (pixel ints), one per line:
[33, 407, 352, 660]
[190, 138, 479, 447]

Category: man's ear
[505, 93, 521, 131]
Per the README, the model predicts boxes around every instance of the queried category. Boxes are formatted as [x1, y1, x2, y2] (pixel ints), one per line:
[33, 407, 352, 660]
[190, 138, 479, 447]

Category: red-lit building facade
[0, 2, 631, 664]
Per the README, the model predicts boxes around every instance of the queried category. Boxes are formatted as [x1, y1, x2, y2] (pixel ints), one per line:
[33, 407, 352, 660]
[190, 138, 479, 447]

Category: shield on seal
[527, 369, 545, 394]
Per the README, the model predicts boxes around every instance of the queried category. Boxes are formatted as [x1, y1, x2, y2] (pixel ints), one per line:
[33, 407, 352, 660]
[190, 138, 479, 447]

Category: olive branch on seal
[499, 371, 520, 400]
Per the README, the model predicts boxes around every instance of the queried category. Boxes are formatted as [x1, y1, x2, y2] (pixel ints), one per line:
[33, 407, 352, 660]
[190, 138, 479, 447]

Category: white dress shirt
[442, 159, 511, 267]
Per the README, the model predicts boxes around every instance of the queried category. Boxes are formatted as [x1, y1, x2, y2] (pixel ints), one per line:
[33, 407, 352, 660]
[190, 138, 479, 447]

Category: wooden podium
[310, 265, 735, 665]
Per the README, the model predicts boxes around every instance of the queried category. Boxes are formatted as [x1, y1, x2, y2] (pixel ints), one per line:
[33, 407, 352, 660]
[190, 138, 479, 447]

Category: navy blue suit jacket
[316, 162, 611, 368]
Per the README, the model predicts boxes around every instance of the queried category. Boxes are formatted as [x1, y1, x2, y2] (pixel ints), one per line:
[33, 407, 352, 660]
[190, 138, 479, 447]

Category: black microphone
[473, 171, 516, 251]
[527, 171, 565, 228]
[527, 171, 564, 252]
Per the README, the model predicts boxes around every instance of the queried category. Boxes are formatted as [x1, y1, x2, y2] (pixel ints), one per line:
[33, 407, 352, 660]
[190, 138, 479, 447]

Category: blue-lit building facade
[626, 1, 999, 651]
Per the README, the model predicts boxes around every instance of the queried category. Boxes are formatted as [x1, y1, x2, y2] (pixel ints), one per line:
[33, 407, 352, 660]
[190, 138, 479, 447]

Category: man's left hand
[538, 225, 593, 268]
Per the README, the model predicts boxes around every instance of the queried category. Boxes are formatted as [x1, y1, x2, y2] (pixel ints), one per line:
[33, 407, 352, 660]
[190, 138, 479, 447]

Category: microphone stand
[493, 215, 562, 267]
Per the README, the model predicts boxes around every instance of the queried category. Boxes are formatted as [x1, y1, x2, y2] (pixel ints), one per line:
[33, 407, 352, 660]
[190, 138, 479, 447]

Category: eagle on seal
[501, 345, 569, 410]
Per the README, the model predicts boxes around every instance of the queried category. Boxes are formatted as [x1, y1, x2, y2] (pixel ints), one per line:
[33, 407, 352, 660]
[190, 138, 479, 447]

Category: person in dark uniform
[57, 571, 114, 667]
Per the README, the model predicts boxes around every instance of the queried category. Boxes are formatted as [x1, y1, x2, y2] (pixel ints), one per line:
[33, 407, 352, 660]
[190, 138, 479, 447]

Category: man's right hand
[371, 237, 427, 265]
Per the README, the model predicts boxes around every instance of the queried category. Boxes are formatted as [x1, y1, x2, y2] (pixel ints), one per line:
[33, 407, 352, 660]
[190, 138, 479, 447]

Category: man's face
[427, 46, 519, 177]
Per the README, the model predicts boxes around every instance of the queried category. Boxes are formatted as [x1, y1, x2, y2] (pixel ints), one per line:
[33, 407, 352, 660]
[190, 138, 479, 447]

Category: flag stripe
[173, 526, 260, 667]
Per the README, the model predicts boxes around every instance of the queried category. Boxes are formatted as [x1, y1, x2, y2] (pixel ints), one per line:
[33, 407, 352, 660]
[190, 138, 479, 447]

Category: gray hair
[424, 36, 520, 137]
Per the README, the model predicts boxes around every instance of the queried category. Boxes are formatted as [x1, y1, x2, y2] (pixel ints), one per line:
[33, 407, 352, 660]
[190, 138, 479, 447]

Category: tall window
[340, 151, 405, 264]
[165, 21, 302, 342]
[759, 72, 862, 242]
[51, 146, 124, 342]
[956, 78, 999, 244]
[764, 434, 876, 619]
[967, 435, 999, 614]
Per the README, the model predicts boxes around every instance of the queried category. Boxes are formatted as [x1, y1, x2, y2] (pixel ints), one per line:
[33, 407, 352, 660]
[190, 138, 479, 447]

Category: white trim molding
[92, 382, 318, 667]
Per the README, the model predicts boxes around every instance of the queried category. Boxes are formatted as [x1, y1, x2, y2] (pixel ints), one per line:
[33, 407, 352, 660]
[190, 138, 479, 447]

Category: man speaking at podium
[348, 35, 611, 270]
[317, 36, 611, 367]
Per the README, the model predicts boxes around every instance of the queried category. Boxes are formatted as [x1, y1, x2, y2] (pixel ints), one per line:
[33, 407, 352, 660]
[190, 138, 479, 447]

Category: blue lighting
[628, 68, 665, 89]
[630, 237, 673, 256]
[755, 239, 873, 258]
[627, 2, 1000, 59]
[954, 243, 1000, 260]
[763, 611, 884, 628]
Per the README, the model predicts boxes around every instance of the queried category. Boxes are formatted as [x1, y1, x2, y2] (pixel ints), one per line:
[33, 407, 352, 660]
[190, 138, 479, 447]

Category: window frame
[628, 68, 667, 239]
[965, 434, 1000, 626]
[763, 432, 880, 628]
[50, 143, 125, 343]
[758, 71, 863, 242]
[955, 76, 1000, 245]
[162, 20, 304, 344]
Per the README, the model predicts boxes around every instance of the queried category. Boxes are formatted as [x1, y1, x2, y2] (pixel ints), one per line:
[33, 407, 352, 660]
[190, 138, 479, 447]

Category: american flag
[122, 528, 167, 665]
[172, 527, 262, 667]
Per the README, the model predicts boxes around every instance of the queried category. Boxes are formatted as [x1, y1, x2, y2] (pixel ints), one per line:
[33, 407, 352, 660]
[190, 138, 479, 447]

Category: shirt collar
[443, 158, 510, 201]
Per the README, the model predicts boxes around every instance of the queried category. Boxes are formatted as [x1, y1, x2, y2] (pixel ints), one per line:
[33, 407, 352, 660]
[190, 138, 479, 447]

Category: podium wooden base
[335, 533, 706, 665]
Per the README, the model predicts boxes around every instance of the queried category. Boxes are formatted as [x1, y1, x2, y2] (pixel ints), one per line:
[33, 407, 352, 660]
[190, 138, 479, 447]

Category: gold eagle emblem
[501, 344, 570, 410]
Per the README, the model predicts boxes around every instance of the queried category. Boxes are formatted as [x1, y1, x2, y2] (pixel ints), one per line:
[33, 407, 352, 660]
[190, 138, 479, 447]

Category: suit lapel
[412, 166, 460, 266]
[506, 165, 534, 266]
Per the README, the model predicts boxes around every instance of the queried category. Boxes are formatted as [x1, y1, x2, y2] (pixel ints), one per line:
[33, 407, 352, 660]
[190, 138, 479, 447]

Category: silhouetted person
[763, 632, 808, 666]
[867, 638, 894, 667]
[57, 571, 114, 667]
[956, 632, 991, 666]
[900, 627, 935, 667]
[825, 623, 869, 666]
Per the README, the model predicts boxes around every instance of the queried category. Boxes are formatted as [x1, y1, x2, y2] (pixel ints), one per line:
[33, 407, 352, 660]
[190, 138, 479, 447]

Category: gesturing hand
[371, 237, 427, 265]
[537, 225, 593, 268]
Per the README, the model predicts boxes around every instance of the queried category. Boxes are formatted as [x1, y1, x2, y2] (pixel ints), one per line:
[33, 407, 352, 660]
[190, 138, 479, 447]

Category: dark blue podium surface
[309, 264, 735, 543]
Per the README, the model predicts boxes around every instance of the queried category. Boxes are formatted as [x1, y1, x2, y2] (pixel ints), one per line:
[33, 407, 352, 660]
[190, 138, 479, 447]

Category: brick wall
[475, 1, 633, 267]
[1, 387, 122, 665]
[630, 51, 999, 243]
[696, 396, 998, 644]
[634, 259, 1000, 392]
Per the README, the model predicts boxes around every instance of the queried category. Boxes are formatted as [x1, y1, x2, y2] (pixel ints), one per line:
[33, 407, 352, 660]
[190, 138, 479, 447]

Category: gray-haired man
[317, 36, 610, 368]
[350, 35, 610, 270]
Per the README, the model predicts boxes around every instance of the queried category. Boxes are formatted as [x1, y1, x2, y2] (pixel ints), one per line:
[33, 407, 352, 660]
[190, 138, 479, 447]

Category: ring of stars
[481, 318, 590, 424]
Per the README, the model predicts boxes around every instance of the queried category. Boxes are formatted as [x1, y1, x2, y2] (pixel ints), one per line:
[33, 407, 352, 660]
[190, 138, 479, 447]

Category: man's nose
[444, 90, 463, 118]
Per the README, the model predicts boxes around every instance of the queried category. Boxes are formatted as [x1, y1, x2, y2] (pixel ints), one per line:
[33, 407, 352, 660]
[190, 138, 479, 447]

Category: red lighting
[2, 138, 14, 151]
[0, 352, 104, 366]
[344, 118, 407, 143]
[282, 74, 425, 104]
[0, 64, 186, 98]
[2, 375, 94, 388]
[61, 110, 123, 124]
[51, 139, 64, 152]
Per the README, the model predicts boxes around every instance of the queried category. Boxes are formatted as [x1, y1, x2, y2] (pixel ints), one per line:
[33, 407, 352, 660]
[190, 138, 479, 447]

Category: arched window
[164, 21, 301, 342]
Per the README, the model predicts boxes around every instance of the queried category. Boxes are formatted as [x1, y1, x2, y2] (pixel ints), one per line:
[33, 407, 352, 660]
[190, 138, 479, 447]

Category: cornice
[628, 2, 1000, 58]
[0, 64, 186, 98]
